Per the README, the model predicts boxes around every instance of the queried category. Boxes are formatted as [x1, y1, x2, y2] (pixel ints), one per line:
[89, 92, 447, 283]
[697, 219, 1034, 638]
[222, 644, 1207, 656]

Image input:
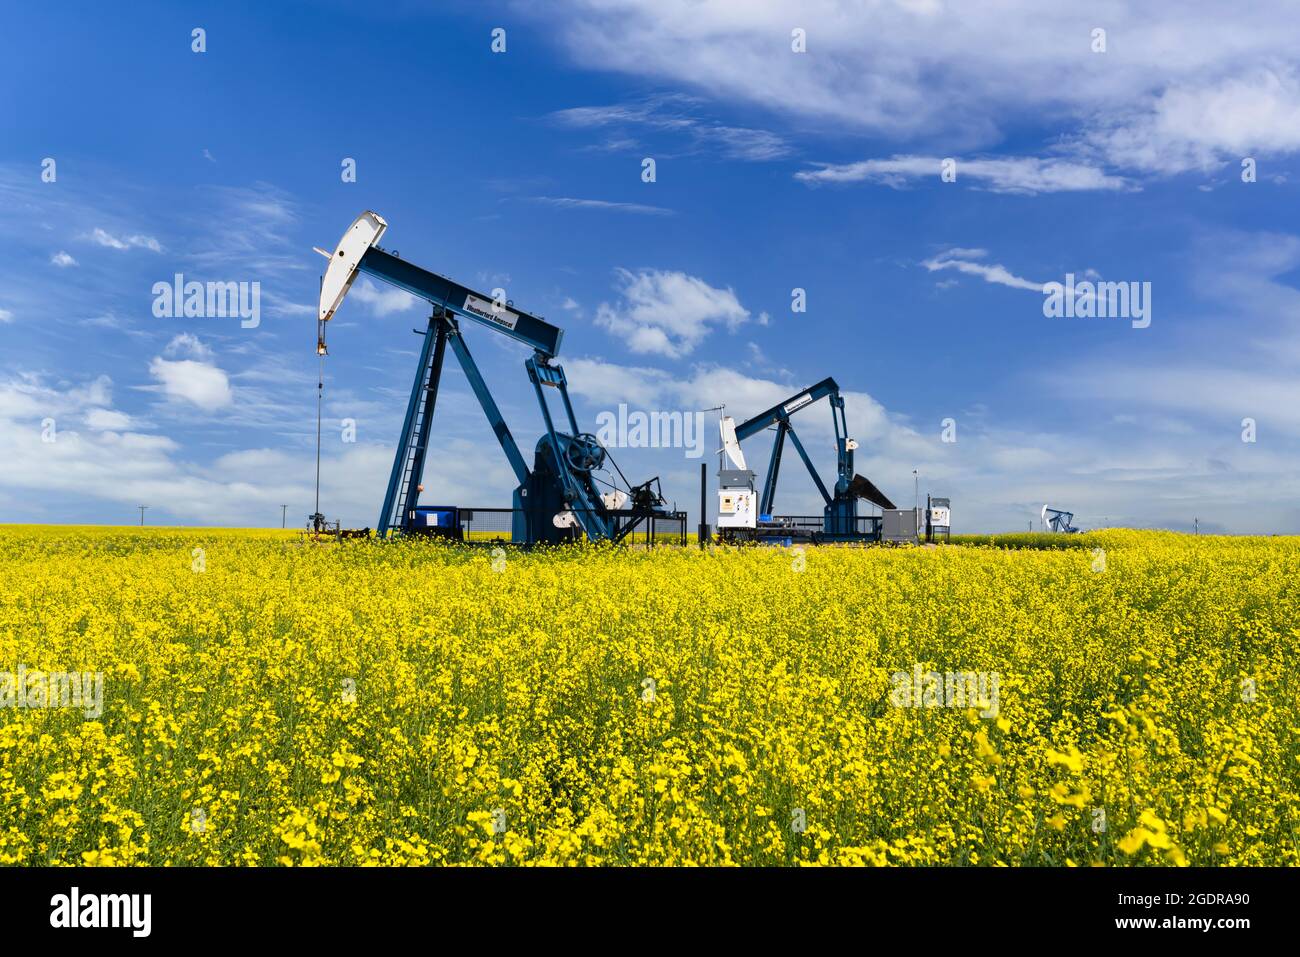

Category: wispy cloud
[50, 250, 77, 267]
[184, 182, 304, 274]
[348, 277, 421, 317]
[548, 94, 791, 161]
[921, 248, 1044, 292]
[528, 196, 675, 216]
[86, 227, 163, 252]
[797, 155, 1131, 194]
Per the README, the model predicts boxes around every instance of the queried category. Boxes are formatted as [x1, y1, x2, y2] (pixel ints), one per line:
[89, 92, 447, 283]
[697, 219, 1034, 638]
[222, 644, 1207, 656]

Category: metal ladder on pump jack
[390, 373, 429, 527]
[388, 320, 442, 531]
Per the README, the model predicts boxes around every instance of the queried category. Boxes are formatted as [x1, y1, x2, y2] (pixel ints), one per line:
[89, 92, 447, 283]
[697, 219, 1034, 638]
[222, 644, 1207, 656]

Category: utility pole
[1194, 517, 1199, 535]
[313, 276, 327, 534]
[912, 469, 919, 541]
[137, 505, 148, 526]
[281, 504, 288, 529]
[699, 462, 710, 548]
[315, 356, 324, 530]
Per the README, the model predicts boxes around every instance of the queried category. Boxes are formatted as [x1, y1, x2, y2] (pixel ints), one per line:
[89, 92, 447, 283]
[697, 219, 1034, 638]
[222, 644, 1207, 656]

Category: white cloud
[348, 277, 420, 317]
[87, 227, 162, 252]
[0, 308, 11, 323]
[528, 196, 674, 216]
[563, 357, 679, 408]
[536, 2, 1300, 179]
[704, 125, 790, 162]
[549, 94, 791, 161]
[921, 249, 1045, 292]
[163, 333, 214, 360]
[85, 408, 133, 430]
[186, 182, 303, 274]
[148, 356, 233, 411]
[0, 372, 111, 422]
[1082, 68, 1300, 175]
[262, 292, 315, 317]
[594, 268, 751, 357]
[0, 372, 408, 528]
[50, 250, 77, 267]
[88, 229, 128, 250]
[796, 155, 1132, 193]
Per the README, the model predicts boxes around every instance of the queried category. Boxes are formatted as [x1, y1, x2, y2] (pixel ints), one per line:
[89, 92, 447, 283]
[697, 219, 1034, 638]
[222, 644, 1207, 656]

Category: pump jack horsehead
[314, 211, 682, 545]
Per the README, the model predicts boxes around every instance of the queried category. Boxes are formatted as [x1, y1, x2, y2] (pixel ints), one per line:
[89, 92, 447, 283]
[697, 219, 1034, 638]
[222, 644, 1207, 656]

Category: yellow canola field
[0, 526, 1296, 866]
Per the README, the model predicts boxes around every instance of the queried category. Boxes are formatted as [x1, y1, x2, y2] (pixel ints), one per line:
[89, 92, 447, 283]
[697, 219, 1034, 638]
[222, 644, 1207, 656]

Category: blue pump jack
[314, 211, 676, 544]
[732, 377, 896, 541]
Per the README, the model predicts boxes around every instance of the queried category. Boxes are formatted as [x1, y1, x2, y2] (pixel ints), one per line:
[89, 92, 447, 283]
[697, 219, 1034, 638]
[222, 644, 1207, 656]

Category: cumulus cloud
[50, 250, 77, 267]
[149, 337, 232, 411]
[163, 333, 213, 360]
[148, 358, 232, 411]
[595, 268, 751, 358]
[1081, 67, 1300, 175]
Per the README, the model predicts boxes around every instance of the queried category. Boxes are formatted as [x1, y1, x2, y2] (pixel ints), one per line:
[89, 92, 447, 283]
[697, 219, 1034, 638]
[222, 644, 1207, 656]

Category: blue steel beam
[831, 393, 852, 496]
[784, 422, 833, 506]
[758, 420, 787, 517]
[733, 377, 839, 443]
[443, 320, 532, 486]
[358, 247, 563, 358]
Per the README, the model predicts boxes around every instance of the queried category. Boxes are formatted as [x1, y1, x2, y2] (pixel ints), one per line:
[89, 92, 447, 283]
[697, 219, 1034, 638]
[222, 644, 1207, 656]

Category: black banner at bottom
[1, 866, 1286, 943]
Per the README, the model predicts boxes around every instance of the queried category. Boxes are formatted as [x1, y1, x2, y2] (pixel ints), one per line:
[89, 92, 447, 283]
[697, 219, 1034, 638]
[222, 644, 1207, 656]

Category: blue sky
[3, 0, 1300, 532]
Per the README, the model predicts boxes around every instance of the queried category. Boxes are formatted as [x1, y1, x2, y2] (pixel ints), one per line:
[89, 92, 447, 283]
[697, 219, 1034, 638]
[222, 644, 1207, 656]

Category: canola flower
[0, 525, 1296, 866]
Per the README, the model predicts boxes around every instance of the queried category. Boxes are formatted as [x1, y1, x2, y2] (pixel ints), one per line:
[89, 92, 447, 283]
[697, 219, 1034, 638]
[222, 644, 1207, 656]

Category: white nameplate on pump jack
[783, 393, 813, 414]
[463, 293, 520, 332]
